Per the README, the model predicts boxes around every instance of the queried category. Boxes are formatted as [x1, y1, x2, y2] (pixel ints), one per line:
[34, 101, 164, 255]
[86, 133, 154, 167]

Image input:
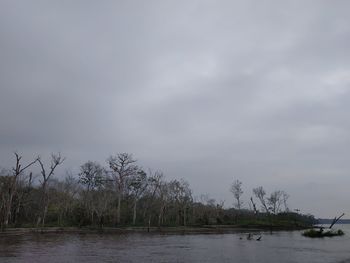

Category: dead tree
[329, 213, 345, 229]
[143, 170, 163, 231]
[128, 169, 148, 225]
[253, 186, 269, 214]
[267, 190, 283, 214]
[253, 186, 274, 228]
[78, 161, 104, 224]
[230, 179, 243, 210]
[170, 179, 192, 227]
[282, 192, 289, 212]
[250, 197, 258, 215]
[157, 180, 170, 227]
[107, 153, 138, 225]
[1, 153, 38, 230]
[37, 153, 65, 227]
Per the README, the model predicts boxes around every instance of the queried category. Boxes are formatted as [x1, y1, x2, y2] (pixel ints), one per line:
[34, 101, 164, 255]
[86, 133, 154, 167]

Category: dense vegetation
[0, 152, 316, 230]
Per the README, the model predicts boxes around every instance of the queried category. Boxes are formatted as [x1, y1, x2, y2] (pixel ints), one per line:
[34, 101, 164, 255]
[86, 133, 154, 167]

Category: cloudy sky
[1, 0, 350, 218]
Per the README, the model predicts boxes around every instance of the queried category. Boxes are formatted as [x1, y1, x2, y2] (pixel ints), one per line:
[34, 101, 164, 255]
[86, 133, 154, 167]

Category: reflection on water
[1, 225, 350, 263]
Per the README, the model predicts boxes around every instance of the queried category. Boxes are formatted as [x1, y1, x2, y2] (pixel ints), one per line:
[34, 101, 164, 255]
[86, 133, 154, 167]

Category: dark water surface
[1, 225, 350, 263]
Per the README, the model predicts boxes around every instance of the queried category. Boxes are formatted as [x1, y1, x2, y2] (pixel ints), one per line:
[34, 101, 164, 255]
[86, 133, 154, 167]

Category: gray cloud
[1, 0, 350, 217]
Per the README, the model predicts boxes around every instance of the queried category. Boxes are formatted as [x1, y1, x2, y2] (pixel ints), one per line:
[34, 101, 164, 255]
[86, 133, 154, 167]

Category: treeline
[0, 152, 316, 230]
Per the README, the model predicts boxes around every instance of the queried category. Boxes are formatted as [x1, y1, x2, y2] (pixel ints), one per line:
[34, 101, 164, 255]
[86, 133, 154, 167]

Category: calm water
[1, 225, 350, 263]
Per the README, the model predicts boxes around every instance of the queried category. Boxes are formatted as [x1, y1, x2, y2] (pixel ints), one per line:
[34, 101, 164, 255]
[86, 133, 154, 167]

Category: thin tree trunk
[38, 183, 48, 228]
[147, 215, 151, 232]
[42, 203, 48, 228]
[116, 190, 121, 225]
[4, 181, 16, 227]
[183, 205, 187, 227]
[158, 206, 162, 227]
[4, 194, 13, 226]
[132, 199, 137, 225]
[158, 204, 166, 227]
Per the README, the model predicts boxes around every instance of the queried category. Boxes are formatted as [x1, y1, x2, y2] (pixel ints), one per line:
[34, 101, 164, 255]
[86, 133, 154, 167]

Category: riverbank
[0, 224, 310, 236]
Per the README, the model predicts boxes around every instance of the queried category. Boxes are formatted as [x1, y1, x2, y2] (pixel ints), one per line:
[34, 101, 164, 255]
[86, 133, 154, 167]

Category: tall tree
[230, 179, 243, 210]
[78, 161, 105, 224]
[107, 153, 138, 225]
[143, 170, 163, 230]
[37, 153, 65, 227]
[157, 180, 171, 227]
[267, 190, 283, 214]
[1, 153, 37, 229]
[253, 186, 269, 214]
[169, 179, 192, 226]
[128, 169, 148, 225]
[282, 191, 289, 212]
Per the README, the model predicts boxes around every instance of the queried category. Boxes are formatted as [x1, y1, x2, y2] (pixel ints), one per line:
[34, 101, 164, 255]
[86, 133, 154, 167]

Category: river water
[1, 225, 350, 263]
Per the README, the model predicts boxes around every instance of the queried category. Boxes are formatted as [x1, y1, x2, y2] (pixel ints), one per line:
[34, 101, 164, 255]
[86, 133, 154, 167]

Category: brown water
[1, 226, 350, 263]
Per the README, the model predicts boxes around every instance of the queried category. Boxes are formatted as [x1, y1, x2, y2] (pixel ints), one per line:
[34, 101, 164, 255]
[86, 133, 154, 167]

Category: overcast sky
[1, 0, 350, 218]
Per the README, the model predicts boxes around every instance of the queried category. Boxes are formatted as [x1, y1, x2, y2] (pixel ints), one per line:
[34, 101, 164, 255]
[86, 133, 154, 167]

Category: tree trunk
[4, 195, 13, 226]
[42, 203, 48, 228]
[158, 207, 162, 227]
[158, 204, 165, 227]
[116, 190, 121, 225]
[132, 199, 137, 225]
[183, 205, 187, 227]
[147, 215, 151, 232]
[4, 187, 15, 227]
[38, 183, 48, 228]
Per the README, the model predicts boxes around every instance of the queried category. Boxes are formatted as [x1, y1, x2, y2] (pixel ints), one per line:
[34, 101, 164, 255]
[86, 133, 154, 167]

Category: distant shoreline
[0, 225, 309, 236]
[317, 219, 350, 224]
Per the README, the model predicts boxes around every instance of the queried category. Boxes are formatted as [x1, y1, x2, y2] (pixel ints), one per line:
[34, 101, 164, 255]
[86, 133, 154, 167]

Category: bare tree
[92, 187, 114, 228]
[128, 169, 148, 225]
[230, 179, 243, 210]
[267, 190, 283, 214]
[37, 153, 65, 227]
[157, 180, 170, 227]
[78, 161, 105, 224]
[250, 197, 258, 215]
[253, 186, 269, 214]
[282, 191, 289, 212]
[49, 173, 80, 226]
[60, 173, 79, 225]
[107, 153, 138, 225]
[169, 179, 192, 226]
[1, 153, 38, 229]
[143, 170, 163, 230]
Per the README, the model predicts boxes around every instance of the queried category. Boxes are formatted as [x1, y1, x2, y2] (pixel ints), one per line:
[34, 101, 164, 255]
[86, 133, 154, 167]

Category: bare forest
[0, 152, 315, 230]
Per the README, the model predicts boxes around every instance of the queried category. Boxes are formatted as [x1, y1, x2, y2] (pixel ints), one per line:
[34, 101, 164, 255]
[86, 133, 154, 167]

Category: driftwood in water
[303, 213, 346, 238]
[329, 213, 345, 229]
